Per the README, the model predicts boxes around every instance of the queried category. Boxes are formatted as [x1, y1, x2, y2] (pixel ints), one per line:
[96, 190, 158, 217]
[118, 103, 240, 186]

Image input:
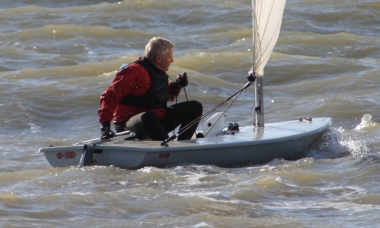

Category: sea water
[1, 0, 380, 227]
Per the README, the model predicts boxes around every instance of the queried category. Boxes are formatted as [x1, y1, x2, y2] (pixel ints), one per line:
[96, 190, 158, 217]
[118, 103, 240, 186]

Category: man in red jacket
[98, 37, 203, 141]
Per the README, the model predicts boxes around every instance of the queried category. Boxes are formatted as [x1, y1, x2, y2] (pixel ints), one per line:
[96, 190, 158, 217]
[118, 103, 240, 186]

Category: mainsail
[251, 0, 286, 127]
[251, 0, 286, 76]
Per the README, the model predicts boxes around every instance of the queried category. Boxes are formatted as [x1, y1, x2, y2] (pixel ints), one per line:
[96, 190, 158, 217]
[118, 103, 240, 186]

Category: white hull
[40, 117, 331, 169]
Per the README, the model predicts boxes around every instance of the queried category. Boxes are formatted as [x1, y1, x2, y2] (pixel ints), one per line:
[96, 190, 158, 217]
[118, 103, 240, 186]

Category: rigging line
[173, 87, 189, 136]
[173, 95, 178, 135]
[161, 98, 231, 146]
[241, 107, 256, 130]
[161, 82, 253, 146]
[183, 87, 188, 101]
[182, 87, 196, 137]
[176, 90, 239, 135]
[204, 89, 244, 137]
[180, 81, 252, 133]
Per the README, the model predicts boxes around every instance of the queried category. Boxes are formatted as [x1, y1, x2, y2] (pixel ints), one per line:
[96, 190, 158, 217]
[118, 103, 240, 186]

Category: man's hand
[175, 72, 188, 88]
[100, 122, 115, 139]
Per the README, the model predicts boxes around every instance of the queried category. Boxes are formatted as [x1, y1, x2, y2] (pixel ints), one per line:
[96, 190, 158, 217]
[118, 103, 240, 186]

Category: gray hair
[144, 37, 174, 61]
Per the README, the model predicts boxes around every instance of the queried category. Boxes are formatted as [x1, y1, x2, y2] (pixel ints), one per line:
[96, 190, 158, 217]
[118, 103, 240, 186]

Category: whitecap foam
[355, 114, 378, 131]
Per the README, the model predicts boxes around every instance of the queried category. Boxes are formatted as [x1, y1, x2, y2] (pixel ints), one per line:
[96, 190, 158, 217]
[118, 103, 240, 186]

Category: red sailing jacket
[98, 59, 180, 124]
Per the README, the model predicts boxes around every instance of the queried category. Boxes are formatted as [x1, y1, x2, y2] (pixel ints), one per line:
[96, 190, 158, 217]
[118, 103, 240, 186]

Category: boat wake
[354, 114, 379, 131]
[305, 114, 380, 160]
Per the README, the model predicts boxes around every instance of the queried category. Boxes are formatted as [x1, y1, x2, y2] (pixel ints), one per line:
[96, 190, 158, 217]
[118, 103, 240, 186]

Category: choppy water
[1, 0, 380, 227]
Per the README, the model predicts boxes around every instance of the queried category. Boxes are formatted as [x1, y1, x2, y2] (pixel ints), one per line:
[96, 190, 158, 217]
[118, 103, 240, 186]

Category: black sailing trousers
[119, 100, 203, 141]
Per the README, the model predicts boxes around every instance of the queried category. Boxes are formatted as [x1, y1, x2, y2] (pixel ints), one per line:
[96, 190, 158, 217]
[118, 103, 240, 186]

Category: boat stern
[39, 145, 83, 167]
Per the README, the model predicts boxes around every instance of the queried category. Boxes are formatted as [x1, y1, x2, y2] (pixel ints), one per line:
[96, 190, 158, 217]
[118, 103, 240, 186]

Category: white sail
[251, 0, 286, 76]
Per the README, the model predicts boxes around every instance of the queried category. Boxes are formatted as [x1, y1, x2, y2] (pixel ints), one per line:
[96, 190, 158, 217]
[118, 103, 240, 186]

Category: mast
[251, 0, 286, 127]
[255, 76, 264, 127]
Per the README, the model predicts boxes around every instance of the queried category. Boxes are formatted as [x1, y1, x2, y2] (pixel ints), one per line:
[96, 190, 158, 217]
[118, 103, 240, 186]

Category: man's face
[155, 48, 173, 72]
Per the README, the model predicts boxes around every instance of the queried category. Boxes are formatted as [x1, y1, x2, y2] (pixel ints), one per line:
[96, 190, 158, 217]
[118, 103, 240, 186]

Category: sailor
[98, 37, 203, 141]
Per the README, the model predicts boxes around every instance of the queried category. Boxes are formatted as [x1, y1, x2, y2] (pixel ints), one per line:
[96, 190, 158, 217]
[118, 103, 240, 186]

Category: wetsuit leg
[161, 100, 203, 140]
[126, 112, 169, 140]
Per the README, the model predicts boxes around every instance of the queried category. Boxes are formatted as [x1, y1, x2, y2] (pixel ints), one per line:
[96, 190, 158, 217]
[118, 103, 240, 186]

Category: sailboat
[40, 0, 331, 169]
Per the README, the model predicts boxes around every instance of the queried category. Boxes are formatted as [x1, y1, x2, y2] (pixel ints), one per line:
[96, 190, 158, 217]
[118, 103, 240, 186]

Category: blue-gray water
[1, 0, 380, 227]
